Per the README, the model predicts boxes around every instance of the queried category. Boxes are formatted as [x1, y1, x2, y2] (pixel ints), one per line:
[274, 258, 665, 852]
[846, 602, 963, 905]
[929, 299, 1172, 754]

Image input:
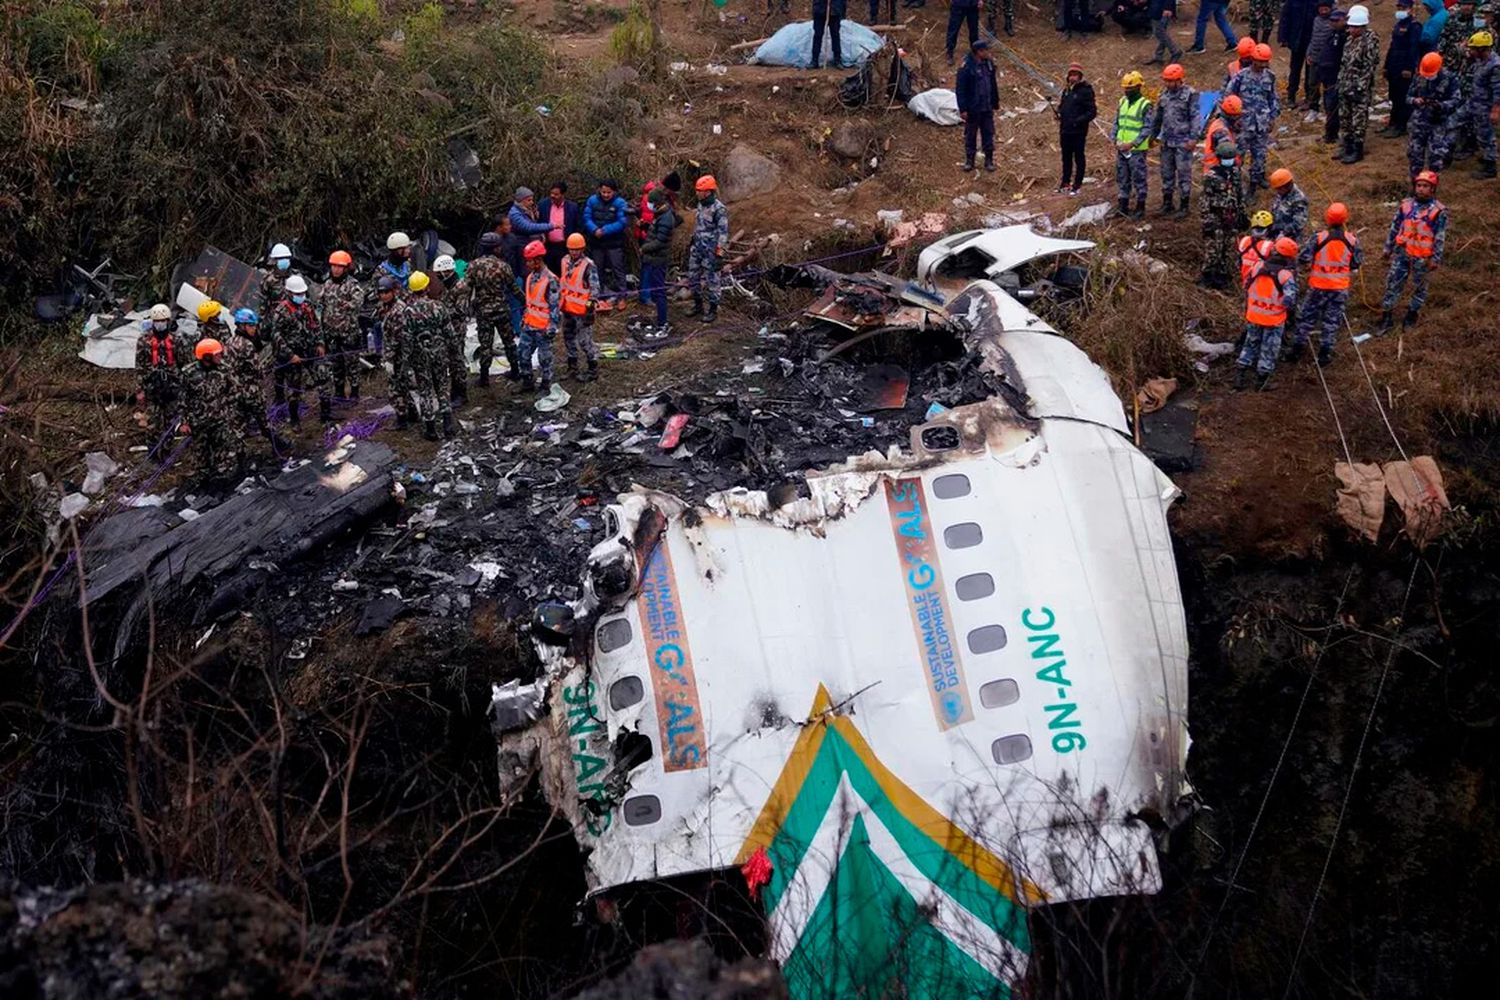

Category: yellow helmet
[196, 300, 222, 322]
[1470, 30, 1495, 48]
[1121, 71, 1145, 88]
[1250, 210, 1274, 229]
[408, 271, 430, 293]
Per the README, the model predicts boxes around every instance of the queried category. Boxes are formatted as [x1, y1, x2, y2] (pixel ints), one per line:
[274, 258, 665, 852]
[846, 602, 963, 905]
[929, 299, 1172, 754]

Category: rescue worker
[810, 0, 847, 69]
[378, 232, 414, 292]
[1466, 31, 1500, 178]
[271, 274, 328, 426]
[1237, 236, 1300, 390]
[1238, 210, 1275, 288]
[1378, 169, 1447, 332]
[1224, 36, 1256, 91]
[1249, 0, 1277, 44]
[1200, 138, 1248, 289]
[517, 240, 561, 391]
[396, 271, 452, 440]
[373, 275, 413, 426]
[1150, 63, 1197, 216]
[182, 338, 241, 478]
[1114, 71, 1153, 218]
[985, 0, 1016, 38]
[135, 303, 188, 438]
[1439, 2, 1479, 158]
[1268, 168, 1310, 243]
[1227, 42, 1281, 190]
[466, 232, 521, 385]
[1290, 202, 1361, 366]
[320, 249, 365, 402]
[429, 254, 468, 404]
[225, 307, 280, 451]
[559, 233, 601, 382]
[1201, 94, 1243, 176]
[1407, 52, 1462, 176]
[687, 175, 729, 325]
[195, 299, 230, 347]
[1336, 5, 1381, 164]
[259, 242, 294, 347]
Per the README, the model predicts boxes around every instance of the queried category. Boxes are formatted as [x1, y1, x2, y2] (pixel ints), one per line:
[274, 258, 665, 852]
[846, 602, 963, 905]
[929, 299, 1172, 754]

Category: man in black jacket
[1055, 61, 1098, 192]
[956, 38, 1000, 171]
[1318, 9, 1349, 143]
[1381, 0, 1423, 136]
[1279, 0, 1319, 106]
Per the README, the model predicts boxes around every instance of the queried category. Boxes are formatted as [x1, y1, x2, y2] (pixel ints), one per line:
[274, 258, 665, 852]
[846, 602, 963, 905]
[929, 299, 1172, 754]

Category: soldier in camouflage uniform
[1440, 1, 1479, 156]
[1248, 0, 1276, 43]
[259, 243, 294, 365]
[1268, 169, 1310, 243]
[1335, 7, 1381, 163]
[1199, 138, 1248, 290]
[194, 300, 229, 348]
[1150, 62, 1197, 215]
[393, 271, 452, 440]
[1465, 31, 1500, 177]
[984, 0, 1014, 36]
[135, 304, 189, 439]
[224, 307, 281, 453]
[181, 338, 241, 479]
[270, 275, 329, 426]
[320, 250, 366, 402]
[429, 255, 469, 405]
[1227, 46, 1280, 190]
[687, 175, 730, 324]
[465, 232, 521, 385]
[1407, 53, 1462, 175]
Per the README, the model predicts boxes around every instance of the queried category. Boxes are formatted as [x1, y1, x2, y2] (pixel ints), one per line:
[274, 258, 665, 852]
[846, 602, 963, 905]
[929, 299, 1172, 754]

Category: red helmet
[1414, 169, 1440, 187]
[1325, 202, 1349, 225]
[1162, 63, 1185, 82]
[1221, 95, 1243, 115]
[1419, 52, 1443, 78]
[522, 240, 547, 259]
[195, 338, 224, 360]
[1237, 37, 1256, 58]
[1253, 43, 1273, 62]
[328, 250, 353, 266]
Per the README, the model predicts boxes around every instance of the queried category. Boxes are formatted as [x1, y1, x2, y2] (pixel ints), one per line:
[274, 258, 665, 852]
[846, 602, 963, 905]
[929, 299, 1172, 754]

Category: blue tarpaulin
[1198, 90, 1220, 128]
[749, 21, 885, 69]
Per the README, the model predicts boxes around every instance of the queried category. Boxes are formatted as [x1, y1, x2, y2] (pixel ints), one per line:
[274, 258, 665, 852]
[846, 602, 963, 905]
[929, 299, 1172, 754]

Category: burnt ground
[3, 4, 1500, 998]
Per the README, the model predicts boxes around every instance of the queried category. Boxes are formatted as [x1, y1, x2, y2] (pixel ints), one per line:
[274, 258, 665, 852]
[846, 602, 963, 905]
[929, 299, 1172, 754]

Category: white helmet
[386, 231, 412, 251]
[1347, 4, 1369, 25]
[432, 253, 456, 274]
[269, 242, 292, 260]
[285, 275, 309, 295]
[148, 303, 171, 321]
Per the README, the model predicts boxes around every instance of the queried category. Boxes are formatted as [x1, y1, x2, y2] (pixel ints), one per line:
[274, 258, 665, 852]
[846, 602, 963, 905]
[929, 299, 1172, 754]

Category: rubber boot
[319, 398, 332, 424]
[478, 361, 490, 387]
[503, 342, 521, 380]
[1285, 341, 1306, 364]
[1160, 193, 1175, 215]
[1474, 159, 1497, 179]
[688, 295, 704, 317]
[1233, 366, 1250, 391]
[1131, 197, 1146, 219]
[441, 411, 455, 439]
[1256, 370, 1275, 391]
[1177, 192, 1191, 217]
[1331, 140, 1348, 161]
[1402, 307, 1420, 328]
[1316, 345, 1332, 367]
[1375, 309, 1394, 336]
[701, 303, 718, 325]
[1322, 126, 1339, 145]
[1116, 198, 1131, 218]
[1340, 141, 1364, 164]
[288, 400, 301, 426]
[513, 370, 533, 392]
[452, 377, 467, 404]
[585, 358, 598, 382]
[983, 154, 996, 173]
[568, 359, 582, 382]
[423, 419, 438, 442]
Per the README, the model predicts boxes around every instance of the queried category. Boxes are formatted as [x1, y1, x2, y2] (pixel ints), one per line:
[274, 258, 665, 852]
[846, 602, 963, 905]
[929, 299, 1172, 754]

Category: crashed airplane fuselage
[503, 233, 1190, 999]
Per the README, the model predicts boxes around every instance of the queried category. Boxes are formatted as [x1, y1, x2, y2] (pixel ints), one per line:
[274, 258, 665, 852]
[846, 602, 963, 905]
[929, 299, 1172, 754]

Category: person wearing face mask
[1381, 0, 1424, 138]
[135, 303, 188, 438]
[1464, 30, 1500, 177]
[1335, 5, 1382, 163]
[195, 299, 230, 348]
[1113, 71, 1153, 218]
[378, 232, 414, 295]
[260, 242, 295, 347]
[429, 254, 469, 405]
[181, 338, 242, 479]
[320, 250, 365, 402]
[1199, 138, 1248, 290]
[224, 308, 283, 453]
[271, 274, 329, 426]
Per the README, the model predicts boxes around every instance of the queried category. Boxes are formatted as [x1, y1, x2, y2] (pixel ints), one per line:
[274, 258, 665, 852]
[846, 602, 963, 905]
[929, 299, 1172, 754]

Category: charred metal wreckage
[495, 228, 1193, 998]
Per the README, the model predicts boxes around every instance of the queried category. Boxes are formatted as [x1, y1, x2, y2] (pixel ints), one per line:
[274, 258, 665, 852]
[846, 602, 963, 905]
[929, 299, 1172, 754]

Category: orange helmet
[328, 250, 353, 266]
[1270, 168, 1294, 188]
[1237, 37, 1256, 58]
[1221, 95, 1243, 115]
[694, 174, 718, 193]
[1325, 202, 1349, 225]
[195, 338, 223, 360]
[1162, 63, 1185, 82]
[522, 240, 546, 259]
[1273, 237, 1298, 258]
[1253, 43, 1273, 62]
[566, 233, 586, 250]
[1419, 52, 1443, 78]
[1415, 169, 1440, 187]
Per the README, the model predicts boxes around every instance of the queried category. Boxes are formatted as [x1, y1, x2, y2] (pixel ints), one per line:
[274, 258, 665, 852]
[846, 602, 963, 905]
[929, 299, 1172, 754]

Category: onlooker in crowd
[1146, 0, 1183, 65]
[540, 182, 583, 274]
[1056, 61, 1097, 194]
[956, 37, 1000, 172]
[1187, 0, 1238, 53]
[639, 187, 678, 334]
[583, 178, 630, 308]
[1279, 0, 1321, 108]
[507, 187, 554, 277]
[1110, 0, 1152, 36]
[1382, 0, 1424, 137]
[1318, 9, 1350, 143]
[947, 0, 981, 64]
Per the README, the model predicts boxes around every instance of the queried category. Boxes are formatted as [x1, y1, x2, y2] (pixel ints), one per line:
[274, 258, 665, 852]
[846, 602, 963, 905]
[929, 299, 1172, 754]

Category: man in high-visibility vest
[1236, 236, 1299, 390]
[1378, 169, 1447, 333]
[1289, 202, 1362, 366]
[517, 239, 560, 392]
[1237, 210, 1275, 288]
[559, 233, 601, 383]
[1114, 71, 1153, 218]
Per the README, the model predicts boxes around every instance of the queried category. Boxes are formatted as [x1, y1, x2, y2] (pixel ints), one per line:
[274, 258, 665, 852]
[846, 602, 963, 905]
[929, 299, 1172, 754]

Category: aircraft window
[991, 734, 1033, 766]
[622, 795, 662, 826]
[932, 474, 971, 499]
[955, 573, 994, 601]
[608, 676, 644, 710]
[597, 618, 633, 653]
[944, 522, 983, 549]
[979, 679, 1020, 708]
[967, 625, 1008, 654]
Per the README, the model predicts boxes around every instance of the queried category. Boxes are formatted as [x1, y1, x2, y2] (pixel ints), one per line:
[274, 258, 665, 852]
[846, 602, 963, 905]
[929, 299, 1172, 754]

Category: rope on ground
[1279, 556, 1421, 999]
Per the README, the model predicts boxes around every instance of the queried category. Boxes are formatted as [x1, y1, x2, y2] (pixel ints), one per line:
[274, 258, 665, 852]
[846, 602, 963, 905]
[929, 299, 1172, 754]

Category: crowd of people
[133, 174, 731, 477]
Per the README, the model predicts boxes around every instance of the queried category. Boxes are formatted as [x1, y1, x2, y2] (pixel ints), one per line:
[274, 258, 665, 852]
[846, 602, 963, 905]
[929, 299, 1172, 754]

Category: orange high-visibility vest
[559, 257, 593, 316]
[1245, 265, 1293, 327]
[1309, 230, 1356, 290]
[149, 333, 175, 368]
[1202, 118, 1232, 174]
[1238, 235, 1271, 288]
[1227, 59, 1242, 81]
[1396, 199, 1443, 259]
[524, 270, 553, 329]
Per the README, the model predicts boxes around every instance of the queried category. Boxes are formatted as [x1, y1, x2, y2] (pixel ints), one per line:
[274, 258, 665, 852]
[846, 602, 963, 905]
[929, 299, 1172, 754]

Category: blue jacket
[506, 201, 553, 269]
[955, 55, 999, 115]
[584, 193, 631, 248]
[1385, 17, 1423, 78]
[1420, 0, 1447, 52]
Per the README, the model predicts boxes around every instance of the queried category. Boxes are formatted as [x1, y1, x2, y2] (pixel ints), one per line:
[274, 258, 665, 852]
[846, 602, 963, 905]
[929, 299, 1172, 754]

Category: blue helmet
[233, 307, 259, 325]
